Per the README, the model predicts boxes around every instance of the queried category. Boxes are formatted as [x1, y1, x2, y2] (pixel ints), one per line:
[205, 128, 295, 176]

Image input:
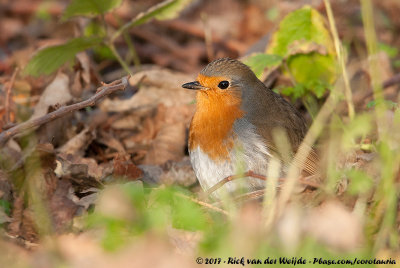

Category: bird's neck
[189, 90, 244, 162]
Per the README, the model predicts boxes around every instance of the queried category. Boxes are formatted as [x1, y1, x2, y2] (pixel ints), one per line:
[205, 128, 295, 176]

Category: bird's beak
[182, 81, 207, 90]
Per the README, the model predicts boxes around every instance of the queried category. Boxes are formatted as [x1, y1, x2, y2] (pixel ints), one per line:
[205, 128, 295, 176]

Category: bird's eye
[218, 81, 229, 89]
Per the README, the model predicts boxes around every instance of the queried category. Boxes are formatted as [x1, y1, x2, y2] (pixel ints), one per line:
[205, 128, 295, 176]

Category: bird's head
[182, 58, 259, 97]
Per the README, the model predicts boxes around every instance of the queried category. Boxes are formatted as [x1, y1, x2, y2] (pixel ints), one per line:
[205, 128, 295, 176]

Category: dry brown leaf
[97, 130, 126, 153]
[58, 127, 96, 156]
[71, 52, 92, 98]
[113, 154, 143, 181]
[122, 111, 159, 148]
[100, 69, 196, 113]
[111, 113, 141, 130]
[0, 18, 24, 44]
[8, 194, 24, 237]
[160, 158, 197, 187]
[144, 122, 186, 165]
[76, 52, 91, 86]
[31, 72, 72, 119]
[0, 169, 12, 201]
[287, 40, 328, 56]
[49, 179, 79, 232]
[56, 153, 103, 190]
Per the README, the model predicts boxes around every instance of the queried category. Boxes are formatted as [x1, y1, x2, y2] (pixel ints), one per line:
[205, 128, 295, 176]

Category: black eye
[218, 81, 229, 89]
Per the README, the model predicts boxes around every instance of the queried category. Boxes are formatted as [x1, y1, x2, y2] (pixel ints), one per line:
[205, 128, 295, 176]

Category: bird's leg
[204, 171, 267, 198]
[203, 171, 321, 199]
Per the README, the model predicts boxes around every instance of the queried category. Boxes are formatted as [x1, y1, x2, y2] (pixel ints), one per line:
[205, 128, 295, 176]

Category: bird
[182, 58, 318, 198]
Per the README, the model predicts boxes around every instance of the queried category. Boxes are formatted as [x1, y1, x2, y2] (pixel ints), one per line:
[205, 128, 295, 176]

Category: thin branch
[0, 76, 130, 147]
[204, 170, 321, 198]
[383, 73, 400, 89]
[357, 73, 400, 101]
[4, 67, 19, 126]
[176, 193, 229, 216]
[210, 190, 266, 208]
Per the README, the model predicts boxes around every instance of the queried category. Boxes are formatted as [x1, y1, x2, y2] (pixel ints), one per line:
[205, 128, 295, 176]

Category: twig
[210, 190, 266, 208]
[176, 193, 229, 216]
[204, 170, 320, 198]
[0, 76, 130, 147]
[382, 73, 400, 89]
[4, 68, 19, 126]
[356, 73, 400, 102]
[228, 189, 266, 203]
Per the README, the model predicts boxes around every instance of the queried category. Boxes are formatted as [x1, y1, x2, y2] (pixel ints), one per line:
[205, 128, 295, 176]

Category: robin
[182, 58, 318, 198]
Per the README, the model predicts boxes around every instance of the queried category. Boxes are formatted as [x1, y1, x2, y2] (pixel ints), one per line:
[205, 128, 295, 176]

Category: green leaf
[346, 169, 373, 195]
[366, 99, 398, 109]
[172, 194, 207, 231]
[131, 0, 192, 27]
[378, 42, 398, 58]
[112, 0, 193, 42]
[281, 84, 306, 100]
[342, 114, 372, 150]
[154, 0, 193, 20]
[24, 37, 102, 77]
[0, 200, 11, 216]
[84, 21, 107, 38]
[243, 53, 283, 78]
[267, 6, 334, 57]
[266, 6, 337, 99]
[63, 0, 123, 20]
[287, 53, 336, 85]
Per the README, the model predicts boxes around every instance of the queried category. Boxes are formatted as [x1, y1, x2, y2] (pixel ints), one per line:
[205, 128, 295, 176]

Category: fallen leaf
[57, 153, 103, 191]
[160, 158, 197, 187]
[49, 179, 79, 232]
[113, 154, 143, 181]
[31, 72, 72, 119]
[144, 122, 186, 165]
[97, 130, 126, 153]
[58, 127, 96, 156]
[100, 69, 195, 113]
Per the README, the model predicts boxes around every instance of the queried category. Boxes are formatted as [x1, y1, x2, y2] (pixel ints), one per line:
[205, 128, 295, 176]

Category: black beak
[182, 81, 207, 90]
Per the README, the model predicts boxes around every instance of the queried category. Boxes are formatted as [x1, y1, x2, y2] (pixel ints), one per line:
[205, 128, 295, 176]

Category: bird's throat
[189, 90, 244, 162]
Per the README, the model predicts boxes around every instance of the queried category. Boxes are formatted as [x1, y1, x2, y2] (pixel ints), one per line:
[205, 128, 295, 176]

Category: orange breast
[189, 83, 244, 162]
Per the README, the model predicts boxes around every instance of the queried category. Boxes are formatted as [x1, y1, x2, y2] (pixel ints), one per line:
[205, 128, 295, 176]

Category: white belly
[189, 121, 273, 198]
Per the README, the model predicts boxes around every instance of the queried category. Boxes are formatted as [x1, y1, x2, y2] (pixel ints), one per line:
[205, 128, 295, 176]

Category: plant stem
[324, 0, 355, 120]
[123, 31, 141, 69]
[111, 0, 175, 43]
[108, 43, 133, 76]
[361, 0, 386, 136]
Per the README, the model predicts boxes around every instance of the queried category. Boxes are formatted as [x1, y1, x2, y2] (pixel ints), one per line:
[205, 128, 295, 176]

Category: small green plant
[24, 0, 193, 77]
[86, 183, 211, 251]
[245, 6, 338, 102]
